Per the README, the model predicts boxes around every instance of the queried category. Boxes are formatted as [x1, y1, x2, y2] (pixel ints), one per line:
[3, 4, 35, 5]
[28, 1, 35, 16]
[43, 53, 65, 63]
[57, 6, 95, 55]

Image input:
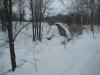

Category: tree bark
[7, 0, 16, 71]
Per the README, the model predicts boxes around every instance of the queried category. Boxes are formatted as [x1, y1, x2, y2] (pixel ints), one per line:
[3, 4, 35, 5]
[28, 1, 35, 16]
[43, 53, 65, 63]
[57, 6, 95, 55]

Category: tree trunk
[30, 0, 35, 41]
[90, 0, 94, 38]
[7, 0, 16, 71]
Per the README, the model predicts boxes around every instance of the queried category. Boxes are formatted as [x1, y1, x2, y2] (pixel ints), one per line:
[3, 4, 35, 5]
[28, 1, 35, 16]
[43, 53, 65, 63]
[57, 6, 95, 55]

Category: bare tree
[96, 0, 100, 30]
[0, 0, 6, 31]
[30, 0, 52, 41]
[0, 0, 17, 71]
[29, 0, 53, 72]
[18, 0, 25, 25]
[1, 0, 17, 71]
[90, 0, 95, 38]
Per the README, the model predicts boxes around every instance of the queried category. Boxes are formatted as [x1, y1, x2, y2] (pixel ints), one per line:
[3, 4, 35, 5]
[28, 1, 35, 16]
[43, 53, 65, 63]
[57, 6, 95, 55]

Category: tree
[90, 0, 95, 38]
[29, 0, 52, 72]
[18, 0, 25, 25]
[96, 0, 100, 30]
[0, 0, 6, 31]
[3, 0, 16, 71]
[30, 0, 52, 41]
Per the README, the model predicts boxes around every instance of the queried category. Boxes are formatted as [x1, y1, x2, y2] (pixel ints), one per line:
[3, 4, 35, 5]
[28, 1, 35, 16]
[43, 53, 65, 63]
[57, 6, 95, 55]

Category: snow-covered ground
[0, 23, 100, 75]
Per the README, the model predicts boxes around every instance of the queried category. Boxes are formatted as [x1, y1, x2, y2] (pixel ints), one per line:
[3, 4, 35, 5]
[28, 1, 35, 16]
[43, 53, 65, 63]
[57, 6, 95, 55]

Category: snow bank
[0, 23, 100, 75]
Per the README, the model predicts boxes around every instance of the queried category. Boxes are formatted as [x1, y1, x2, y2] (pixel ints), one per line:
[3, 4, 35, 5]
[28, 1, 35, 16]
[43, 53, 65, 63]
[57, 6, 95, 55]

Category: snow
[0, 31, 12, 74]
[0, 23, 100, 75]
[46, 25, 61, 39]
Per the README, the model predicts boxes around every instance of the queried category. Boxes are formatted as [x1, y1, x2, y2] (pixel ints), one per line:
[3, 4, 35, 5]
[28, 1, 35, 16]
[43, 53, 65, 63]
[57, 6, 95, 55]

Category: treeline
[44, 0, 100, 36]
[45, 9, 100, 26]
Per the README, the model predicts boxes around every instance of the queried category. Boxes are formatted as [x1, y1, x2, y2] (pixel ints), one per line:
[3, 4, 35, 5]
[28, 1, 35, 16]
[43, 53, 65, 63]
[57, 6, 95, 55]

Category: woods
[0, 0, 52, 72]
[0, 0, 100, 74]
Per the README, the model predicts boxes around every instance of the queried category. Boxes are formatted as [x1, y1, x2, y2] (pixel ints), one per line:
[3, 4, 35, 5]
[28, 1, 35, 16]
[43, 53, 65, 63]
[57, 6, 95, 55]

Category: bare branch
[13, 22, 31, 41]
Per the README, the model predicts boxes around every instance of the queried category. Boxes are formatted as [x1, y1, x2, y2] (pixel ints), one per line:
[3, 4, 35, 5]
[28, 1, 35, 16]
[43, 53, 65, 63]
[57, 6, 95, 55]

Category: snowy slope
[0, 24, 100, 75]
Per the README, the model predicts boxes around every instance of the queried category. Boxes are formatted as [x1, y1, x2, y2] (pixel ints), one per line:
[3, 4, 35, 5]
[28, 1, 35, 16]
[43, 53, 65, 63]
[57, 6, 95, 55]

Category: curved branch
[13, 22, 31, 41]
